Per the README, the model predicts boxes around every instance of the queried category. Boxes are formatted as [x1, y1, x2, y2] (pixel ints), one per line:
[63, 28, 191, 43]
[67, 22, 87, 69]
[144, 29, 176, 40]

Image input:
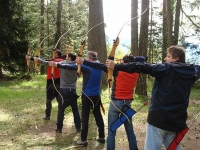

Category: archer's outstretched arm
[83, 60, 108, 73]
[25, 55, 49, 65]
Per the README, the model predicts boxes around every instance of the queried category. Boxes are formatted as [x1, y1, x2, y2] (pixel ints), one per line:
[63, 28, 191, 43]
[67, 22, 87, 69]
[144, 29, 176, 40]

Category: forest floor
[0, 75, 199, 150]
[25, 99, 199, 150]
[0, 100, 198, 150]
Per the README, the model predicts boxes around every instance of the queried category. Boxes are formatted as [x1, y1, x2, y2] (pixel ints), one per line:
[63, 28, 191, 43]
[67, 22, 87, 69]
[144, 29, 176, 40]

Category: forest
[0, 0, 200, 149]
[0, 0, 200, 95]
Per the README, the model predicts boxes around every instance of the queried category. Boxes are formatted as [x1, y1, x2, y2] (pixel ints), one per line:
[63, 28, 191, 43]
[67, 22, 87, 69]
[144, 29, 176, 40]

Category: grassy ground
[0, 75, 199, 150]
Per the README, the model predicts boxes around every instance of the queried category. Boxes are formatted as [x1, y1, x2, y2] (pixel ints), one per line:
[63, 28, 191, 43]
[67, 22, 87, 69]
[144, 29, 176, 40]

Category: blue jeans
[107, 99, 138, 150]
[56, 88, 81, 130]
[144, 123, 180, 150]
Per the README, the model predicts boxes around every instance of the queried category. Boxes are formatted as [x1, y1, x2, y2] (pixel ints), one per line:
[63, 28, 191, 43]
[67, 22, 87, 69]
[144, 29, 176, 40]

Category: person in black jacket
[106, 45, 200, 150]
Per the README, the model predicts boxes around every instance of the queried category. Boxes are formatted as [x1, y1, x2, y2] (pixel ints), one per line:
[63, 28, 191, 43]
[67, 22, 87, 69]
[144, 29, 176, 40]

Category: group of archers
[25, 43, 200, 150]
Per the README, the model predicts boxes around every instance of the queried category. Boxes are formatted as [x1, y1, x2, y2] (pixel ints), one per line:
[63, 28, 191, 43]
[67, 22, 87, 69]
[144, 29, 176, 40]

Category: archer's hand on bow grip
[107, 37, 120, 88]
[77, 40, 86, 77]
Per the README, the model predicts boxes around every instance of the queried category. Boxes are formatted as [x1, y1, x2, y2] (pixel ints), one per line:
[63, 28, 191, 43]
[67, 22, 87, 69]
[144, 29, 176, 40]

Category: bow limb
[116, 7, 148, 38]
[39, 31, 56, 48]
[27, 47, 31, 73]
[76, 21, 103, 77]
[77, 40, 86, 77]
[107, 37, 120, 88]
[34, 46, 42, 73]
[51, 28, 71, 77]
[51, 29, 70, 105]
[51, 48, 57, 77]
[53, 28, 71, 50]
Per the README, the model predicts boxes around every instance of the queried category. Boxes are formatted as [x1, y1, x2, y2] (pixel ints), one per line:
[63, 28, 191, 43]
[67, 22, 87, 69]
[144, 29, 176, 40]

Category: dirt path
[0, 101, 199, 150]
[26, 104, 200, 150]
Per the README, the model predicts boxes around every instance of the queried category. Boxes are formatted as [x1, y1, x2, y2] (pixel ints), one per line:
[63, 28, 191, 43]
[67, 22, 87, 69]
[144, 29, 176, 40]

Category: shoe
[75, 139, 88, 146]
[43, 116, 50, 120]
[76, 128, 81, 132]
[95, 137, 105, 143]
[55, 129, 62, 133]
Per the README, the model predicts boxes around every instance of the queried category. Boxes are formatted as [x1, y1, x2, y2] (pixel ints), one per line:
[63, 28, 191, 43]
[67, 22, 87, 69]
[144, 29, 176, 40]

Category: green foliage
[0, 0, 30, 73]
[0, 0, 89, 75]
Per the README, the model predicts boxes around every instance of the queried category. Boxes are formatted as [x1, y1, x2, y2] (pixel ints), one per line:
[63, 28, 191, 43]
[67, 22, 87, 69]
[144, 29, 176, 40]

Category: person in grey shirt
[35, 52, 81, 133]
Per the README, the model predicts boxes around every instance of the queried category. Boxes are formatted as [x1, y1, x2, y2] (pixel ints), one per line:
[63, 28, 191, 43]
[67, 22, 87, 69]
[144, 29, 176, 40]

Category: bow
[39, 31, 56, 48]
[107, 8, 148, 121]
[77, 21, 104, 77]
[51, 28, 71, 105]
[107, 37, 128, 120]
[107, 7, 148, 88]
[51, 28, 71, 77]
[107, 37, 120, 89]
[26, 46, 31, 73]
[34, 31, 56, 73]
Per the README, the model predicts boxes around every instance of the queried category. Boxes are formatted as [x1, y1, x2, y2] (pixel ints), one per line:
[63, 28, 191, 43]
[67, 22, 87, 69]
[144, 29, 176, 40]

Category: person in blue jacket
[76, 54, 144, 150]
[106, 45, 200, 150]
[75, 51, 105, 146]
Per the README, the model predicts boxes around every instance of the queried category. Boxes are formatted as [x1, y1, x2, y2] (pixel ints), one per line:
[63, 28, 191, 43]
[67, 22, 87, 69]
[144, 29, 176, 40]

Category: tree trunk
[88, 0, 107, 85]
[149, 0, 153, 63]
[55, 0, 62, 48]
[173, 0, 181, 45]
[135, 0, 149, 96]
[167, 0, 173, 46]
[162, 0, 168, 62]
[40, 0, 45, 74]
[0, 65, 3, 78]
[131, 0, 138, 56]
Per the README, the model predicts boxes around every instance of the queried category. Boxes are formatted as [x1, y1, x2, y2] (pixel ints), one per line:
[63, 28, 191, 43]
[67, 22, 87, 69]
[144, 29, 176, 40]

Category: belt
[113, 99, 133, 102]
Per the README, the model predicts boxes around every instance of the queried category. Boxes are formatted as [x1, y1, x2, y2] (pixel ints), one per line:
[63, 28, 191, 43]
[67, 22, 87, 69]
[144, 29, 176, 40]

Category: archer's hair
[87, 51, 98, 61]
[56, 50, 62, 57]
[67, 52, 76, 61]
[123, 54, 135, 63]
[167, 46, 185, 62]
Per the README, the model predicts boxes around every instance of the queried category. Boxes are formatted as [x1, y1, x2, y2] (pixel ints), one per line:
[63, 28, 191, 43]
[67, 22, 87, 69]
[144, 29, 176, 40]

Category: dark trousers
[56, 88, 81, 130]
[81, 94, 105, 141]
[45, 81, 59, 117]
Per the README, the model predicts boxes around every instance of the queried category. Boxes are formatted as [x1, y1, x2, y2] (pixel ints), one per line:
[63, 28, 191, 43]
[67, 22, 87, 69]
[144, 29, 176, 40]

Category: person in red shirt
[26, 50, 63, 120]
[43, 50, 63, 120]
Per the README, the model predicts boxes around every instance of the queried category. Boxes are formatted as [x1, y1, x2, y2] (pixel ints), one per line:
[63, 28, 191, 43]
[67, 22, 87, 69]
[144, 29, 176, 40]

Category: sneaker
[75, 139, 88, 146]
[95, 137, 105, 143]
[55, 129, 62, 133]
[43, 116, 50, 120]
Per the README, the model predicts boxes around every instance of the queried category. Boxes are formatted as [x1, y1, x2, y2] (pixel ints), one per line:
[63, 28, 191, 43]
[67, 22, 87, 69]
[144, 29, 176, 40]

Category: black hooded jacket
[114, 61, 200, 132]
